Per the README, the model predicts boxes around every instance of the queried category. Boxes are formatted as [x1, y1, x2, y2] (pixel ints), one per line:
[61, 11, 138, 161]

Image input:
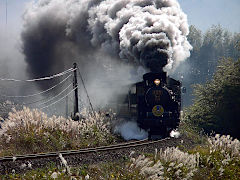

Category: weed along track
[0, 137, 190, 175]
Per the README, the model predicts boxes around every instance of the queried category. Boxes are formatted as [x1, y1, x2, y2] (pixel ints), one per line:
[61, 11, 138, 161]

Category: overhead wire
[0, 66, 80, 118]
[40, 86, 77, 110]
[0, 68, 76, 82]
[0, 74, 72, 98]
[0, 65, 88, 116]
[37, 83, 73, 107]
[6, 82, 73, 107]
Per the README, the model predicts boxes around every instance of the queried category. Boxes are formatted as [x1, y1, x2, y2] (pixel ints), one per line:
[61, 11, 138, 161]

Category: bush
[0, 107, 117, 156]
[185, 58, 240, 138]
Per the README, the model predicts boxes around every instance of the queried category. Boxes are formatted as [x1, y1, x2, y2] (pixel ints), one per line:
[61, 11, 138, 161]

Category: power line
[0, 68, 76, 82]
[76, 64, 94, 113]
[0, 64, 89, 117]
[40, 86, 77, 110]
[0, 74, 72, 98]
[3, 83, 73, 107]
[37, 83, 72, 107]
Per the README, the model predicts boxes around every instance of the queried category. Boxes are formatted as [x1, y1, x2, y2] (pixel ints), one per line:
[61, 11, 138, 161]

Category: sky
[0, 0, 239, 35]
[179, 0, 240, 33]
[0, 0, 239, 76]
[0, 0, 239, 104]
[0, 0, 239, 78]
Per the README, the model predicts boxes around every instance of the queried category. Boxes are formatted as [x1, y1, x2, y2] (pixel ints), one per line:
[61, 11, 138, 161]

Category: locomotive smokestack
[140, 48, 168, 72]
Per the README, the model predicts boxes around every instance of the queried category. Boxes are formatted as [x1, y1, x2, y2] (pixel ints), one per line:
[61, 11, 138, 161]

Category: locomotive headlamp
[154, 79, 161, 86]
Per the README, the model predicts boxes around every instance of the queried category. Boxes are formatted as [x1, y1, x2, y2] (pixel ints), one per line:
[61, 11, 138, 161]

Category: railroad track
[0, 137, 182, 175]
[0, 137, 170, 162]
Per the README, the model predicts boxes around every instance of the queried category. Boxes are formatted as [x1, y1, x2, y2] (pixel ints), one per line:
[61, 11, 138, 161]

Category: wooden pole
[73, 63, 79, 120]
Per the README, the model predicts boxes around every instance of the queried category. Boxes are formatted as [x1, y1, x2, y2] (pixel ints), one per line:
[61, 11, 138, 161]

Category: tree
[178, 25, 240, 106]
[185, 58, 240, 139]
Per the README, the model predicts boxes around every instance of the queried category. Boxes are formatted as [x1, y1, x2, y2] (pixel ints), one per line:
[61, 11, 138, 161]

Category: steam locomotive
[126, 71, 181, 139]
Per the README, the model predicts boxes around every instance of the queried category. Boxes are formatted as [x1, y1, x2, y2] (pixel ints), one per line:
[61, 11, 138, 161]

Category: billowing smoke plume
[20, 0, 192, 139]
[22, 0, 191, 77]
[88, 0, 192, 71]
[21, 0, 192, 108]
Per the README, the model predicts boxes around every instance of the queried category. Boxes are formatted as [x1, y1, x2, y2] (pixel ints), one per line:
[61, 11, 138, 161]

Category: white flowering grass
[129, 147, 199, 180]
[129, 134, 240, 179]
[1, 133, 239, 179]
[208, 134, 240, 158]
[59, 153, 71, 175]
[194, 134, 240, 179]
[0, 107, 116, 156]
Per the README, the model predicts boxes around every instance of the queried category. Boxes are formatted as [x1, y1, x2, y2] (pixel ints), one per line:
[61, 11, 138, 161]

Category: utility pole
[72, 63, 79, 120]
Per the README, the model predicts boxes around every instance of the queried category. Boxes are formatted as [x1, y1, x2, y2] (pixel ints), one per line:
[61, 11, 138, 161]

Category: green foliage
[0, 161, 144, 180]
[191, 135, 240, 179]
[178, 118, 207, 145]
[179, 25, 240, 106]
[187, 25, 240, 80]
[185, 58, 240, 138]
[0, 124, 75, 156]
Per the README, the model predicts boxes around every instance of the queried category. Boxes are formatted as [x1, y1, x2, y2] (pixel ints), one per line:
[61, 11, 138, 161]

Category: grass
[0, 108, 240, 179]
[1, 160, 144, 180]
[0, 107, 121, 156]
[2, 134, 239, 179]
[127, 134, 240, 179]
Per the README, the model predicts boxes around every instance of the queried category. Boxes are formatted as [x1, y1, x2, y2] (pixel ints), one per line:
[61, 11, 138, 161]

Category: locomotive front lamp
[154, 79, 161, 86]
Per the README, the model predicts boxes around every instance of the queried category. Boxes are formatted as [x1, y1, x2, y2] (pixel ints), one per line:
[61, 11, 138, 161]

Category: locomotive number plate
[152, 90, 162, 102]
[152, 105, 164, 117]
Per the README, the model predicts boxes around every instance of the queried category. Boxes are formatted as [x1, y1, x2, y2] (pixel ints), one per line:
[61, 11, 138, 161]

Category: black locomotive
[126, 71, 182, 139]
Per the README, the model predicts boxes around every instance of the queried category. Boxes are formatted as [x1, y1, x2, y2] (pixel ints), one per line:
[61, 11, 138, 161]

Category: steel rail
[0, 137, 170, 162]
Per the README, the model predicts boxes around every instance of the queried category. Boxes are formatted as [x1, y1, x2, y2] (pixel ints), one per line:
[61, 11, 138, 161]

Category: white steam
[170, 130, 180, 138]
[87, 0, 192, 71]
[114, 121, 148, 140]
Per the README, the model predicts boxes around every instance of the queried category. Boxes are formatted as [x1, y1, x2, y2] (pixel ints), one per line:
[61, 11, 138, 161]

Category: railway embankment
[0, 107, 239, 179]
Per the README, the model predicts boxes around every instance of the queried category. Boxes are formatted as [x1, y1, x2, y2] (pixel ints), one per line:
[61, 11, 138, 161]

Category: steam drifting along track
[0, 137, 190, 175]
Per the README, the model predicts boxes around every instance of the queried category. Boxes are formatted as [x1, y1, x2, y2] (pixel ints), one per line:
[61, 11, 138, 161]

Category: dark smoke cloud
[21, 0, 191, 107]
[22, 0, 191, 75]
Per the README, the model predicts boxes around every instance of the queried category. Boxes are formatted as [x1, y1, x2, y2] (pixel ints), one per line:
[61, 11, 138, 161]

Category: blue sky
[179, 0, 240, 32]
[0, 0, 239, 34]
